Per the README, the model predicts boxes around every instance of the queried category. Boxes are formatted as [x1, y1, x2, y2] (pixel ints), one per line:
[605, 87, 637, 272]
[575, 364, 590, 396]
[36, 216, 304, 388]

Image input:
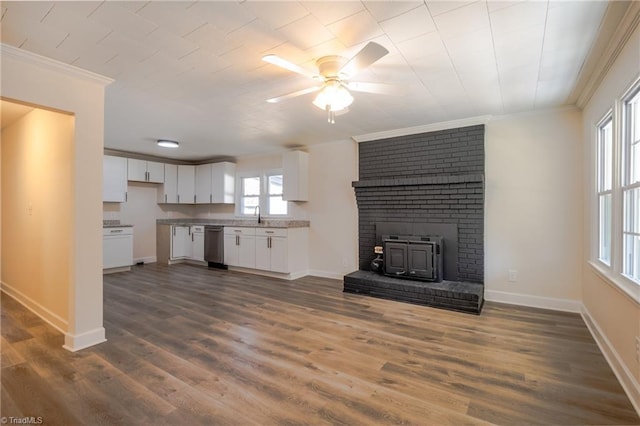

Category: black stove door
[384, 241, 408, 276]
[408, 242, 435, 280]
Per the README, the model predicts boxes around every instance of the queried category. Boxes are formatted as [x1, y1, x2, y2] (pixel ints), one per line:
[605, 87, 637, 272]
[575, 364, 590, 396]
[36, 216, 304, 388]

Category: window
[238, 172, 288, 216]
[595, 79, 640, 287]
[597, 115, 613, 265]
[623, 88, 640, 282]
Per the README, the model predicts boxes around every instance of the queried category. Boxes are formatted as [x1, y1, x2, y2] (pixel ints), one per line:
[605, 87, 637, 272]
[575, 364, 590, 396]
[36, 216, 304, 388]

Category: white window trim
[591, 75, 640, 299]
[235, 169, 289, 218]
[596, 111, 613, 267]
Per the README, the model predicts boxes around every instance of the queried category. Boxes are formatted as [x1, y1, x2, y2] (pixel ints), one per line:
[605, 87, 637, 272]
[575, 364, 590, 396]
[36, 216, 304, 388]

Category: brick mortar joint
[352, 174, 484, 188]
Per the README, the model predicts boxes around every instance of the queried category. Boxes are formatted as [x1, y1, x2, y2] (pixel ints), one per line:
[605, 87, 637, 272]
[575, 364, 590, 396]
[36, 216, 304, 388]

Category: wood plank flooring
[2, 263, 639, 425]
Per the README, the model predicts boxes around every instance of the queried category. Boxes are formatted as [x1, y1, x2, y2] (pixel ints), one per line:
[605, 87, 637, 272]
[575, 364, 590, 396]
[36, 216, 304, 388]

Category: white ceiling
[0, 1, 611, 160]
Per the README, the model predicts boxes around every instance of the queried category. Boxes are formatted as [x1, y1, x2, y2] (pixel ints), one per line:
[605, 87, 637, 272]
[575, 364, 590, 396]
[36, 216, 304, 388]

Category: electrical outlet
[508, 269, 518, 282]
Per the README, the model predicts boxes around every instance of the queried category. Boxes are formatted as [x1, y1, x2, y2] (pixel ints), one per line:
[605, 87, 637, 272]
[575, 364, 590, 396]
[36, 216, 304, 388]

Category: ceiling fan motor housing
[316, 55, 347, 79]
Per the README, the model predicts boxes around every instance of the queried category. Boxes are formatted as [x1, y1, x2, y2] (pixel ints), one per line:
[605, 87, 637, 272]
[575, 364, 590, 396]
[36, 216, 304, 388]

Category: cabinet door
[171, 226, 192, 259]
[223, 234, 239, 266]
[283, 150, 308, 201]
[103, 234, 133, 268]
[255, 235, 270, 271]
[127, 158, 147, 182]
[238, 235, 256, 268]
[195, 164, 212, 204]
[192, 231, 205, 262]
[160, 164, 178, 203]
[103, 155, 127, 202]
[269, 237, 288, 273]
[177, 165, 195, 204]
[211, 162, 236, 204]
[146, 161, 165, 183]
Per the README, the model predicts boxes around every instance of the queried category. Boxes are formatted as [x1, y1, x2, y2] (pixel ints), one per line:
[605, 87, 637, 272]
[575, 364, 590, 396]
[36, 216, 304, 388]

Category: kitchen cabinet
[255, 228, 288, 273]
[211, 162, 236, 204]
[195, 164, 212, 204]
[103, 155, 128, 202]
[159, 164, 178, 203]
[224, 227, 255, 268]
[127, 158, 164, 183]
[191, 226, 205, 262]
[171, 225, 192, 259]
[195, 162, 236, 204]
[283, 150, 308, 202]
[177, 165, 195, 204]
[103, 227, 133, 272]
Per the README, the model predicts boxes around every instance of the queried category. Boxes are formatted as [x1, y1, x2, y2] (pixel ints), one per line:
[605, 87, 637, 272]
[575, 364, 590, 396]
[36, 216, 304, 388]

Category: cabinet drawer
[255, 228, 287, 238]
[224, 227, 256, 236]
[103, 227, 133, 236]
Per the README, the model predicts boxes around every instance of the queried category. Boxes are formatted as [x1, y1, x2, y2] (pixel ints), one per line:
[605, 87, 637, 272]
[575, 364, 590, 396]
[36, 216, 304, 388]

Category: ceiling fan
[262, 42, 390, 123]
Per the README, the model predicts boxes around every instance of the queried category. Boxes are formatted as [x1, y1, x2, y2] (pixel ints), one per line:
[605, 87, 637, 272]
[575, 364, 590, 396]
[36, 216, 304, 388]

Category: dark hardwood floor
[2, 263, 639, 425]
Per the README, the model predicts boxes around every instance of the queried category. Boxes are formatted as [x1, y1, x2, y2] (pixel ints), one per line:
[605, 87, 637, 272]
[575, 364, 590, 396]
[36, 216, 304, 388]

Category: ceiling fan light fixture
[312, 81, 353, 113]
[157, 139, 179, 148]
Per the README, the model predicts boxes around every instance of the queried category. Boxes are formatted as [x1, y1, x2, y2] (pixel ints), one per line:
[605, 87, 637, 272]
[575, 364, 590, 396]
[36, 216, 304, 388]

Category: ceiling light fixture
[312, 79, 353, 124]
[157, 139, 179, 148]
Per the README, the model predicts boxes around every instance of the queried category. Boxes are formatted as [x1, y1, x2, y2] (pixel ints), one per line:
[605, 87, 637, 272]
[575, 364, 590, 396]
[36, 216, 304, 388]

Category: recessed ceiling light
[157, 139, 179, 148]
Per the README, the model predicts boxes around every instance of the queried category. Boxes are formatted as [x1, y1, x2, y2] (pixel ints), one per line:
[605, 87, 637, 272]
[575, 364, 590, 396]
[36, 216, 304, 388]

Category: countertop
[103, 220, 133, 228]
[156, 218, 310, 228]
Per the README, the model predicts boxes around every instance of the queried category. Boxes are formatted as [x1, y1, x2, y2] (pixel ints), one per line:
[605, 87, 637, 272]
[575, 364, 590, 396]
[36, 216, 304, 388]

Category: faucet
[254, 205, 261, 224]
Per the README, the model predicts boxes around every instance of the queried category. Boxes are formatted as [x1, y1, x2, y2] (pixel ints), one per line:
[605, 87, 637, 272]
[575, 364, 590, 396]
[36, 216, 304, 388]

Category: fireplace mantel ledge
[352, 173, 484, 188]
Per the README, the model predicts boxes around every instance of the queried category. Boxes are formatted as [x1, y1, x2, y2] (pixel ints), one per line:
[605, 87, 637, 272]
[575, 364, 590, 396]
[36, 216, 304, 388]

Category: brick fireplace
[344, 124, 485, 314]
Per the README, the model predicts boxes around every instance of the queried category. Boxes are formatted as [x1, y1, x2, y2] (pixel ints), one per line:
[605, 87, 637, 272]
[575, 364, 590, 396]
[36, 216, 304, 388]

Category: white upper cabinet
[195, 164, 212, 204]
[127, 158, 164, 183]
[283, 151, 308, 201]
[103, 155, 128, 202]
[177, 165, 195, 204]
[195, 162, 236, 204]
[211, 162, 236, 204]
[159, 164, 178, 204]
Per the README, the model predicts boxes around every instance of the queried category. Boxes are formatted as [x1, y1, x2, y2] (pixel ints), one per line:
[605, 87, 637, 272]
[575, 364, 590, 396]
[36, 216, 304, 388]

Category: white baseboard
[63, 327, 107, 352]
[0, 280, 68, 333]
[133, 256, 157, 264]
[484, 289, 583, 313]
[308, 269, 346, 280]
[581, 305, 640, 416]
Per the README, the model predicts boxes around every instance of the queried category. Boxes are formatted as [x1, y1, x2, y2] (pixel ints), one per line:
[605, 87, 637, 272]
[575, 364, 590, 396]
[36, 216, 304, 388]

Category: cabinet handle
[210, 194, 212, 203]
[268, 236, 271, 249]
[178, 194, 180, 203]
[194, 195, 196, 203]
[266, 231, 274, 234]
[173, 227, 176, 236]
[110, 229, 123, 233]
[188, 227, 191, 235]
[125, 191, 128, 202]
[165, 194, 167, 203]
[236, 235, 239, 246]
[192, 233, 194, 242]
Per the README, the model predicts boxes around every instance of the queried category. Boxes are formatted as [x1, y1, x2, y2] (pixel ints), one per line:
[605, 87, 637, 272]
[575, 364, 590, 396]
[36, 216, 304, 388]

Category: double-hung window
[595, 79, 640, 287]
[239, 172, 288, 216]
[622, 88, 640, 281]
[597, 114, 613, 265]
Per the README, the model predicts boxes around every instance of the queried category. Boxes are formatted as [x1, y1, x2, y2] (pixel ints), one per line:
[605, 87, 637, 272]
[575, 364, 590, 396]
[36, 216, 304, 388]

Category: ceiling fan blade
[262, 54, 318, 79]
[339, 42, 389, 79]
[266, 86, 320, 103]
[346, 81, 398, 95]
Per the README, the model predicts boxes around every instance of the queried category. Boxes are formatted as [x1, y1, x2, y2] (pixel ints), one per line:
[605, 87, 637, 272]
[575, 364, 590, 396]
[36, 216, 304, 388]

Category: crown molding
[1, 43, 113, 87]
[351, 115, 491, 143]
[576, 2, 640, 108]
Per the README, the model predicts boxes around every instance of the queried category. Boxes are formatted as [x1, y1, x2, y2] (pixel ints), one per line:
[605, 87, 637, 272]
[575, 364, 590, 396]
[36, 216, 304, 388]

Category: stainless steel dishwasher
[204, 226, 226, 268]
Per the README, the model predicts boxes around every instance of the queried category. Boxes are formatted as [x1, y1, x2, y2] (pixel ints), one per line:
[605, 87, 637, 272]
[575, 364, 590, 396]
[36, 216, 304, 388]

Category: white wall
[484, 108, 584, 311]
[581, 21, 640, 410]
[305, 140, 359, 278]
[2, 107, 74, 330]
[1, 44, 111, 351]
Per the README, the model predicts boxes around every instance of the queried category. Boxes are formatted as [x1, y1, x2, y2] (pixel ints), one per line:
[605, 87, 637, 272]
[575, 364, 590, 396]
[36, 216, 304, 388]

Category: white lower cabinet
[224, 227, 256, 268]
[255, 228, 288, 273]
[191, 226, 205, 262]
[171, 225, 192, 260]
[103, 227, 133, 271]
